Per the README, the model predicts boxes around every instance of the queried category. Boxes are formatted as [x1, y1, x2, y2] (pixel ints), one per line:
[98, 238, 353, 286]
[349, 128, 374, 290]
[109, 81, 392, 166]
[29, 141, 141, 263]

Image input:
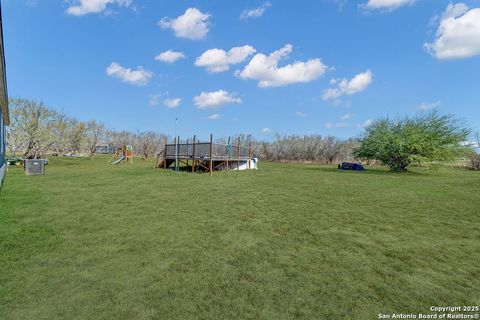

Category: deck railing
[165, 142, 251, 160]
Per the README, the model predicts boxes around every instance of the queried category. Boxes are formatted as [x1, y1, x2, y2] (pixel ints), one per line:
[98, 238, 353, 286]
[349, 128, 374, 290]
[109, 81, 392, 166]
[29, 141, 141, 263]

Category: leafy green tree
[354, 110, 470, 172]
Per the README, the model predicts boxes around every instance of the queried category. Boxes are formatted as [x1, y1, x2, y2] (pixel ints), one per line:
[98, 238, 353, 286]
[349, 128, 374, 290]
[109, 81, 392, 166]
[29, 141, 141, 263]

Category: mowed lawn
[0, 157, 479, 319]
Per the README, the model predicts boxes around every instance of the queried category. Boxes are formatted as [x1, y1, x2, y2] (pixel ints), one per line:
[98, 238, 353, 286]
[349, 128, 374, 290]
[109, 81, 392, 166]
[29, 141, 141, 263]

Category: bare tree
[9, 98, 60, 159]
[50, 114, 67, 155]
[85, 120, 106, 157]
[467, 131, 480, 170]
[136, 131, 166, 159]
[322, 136, 344, 164]
[50, 114, 86, 154]
[67, 120, 86, 154]
[5, 126, 25, 157]
[253, 134, 357, 163]
[108, 130, 135, 148]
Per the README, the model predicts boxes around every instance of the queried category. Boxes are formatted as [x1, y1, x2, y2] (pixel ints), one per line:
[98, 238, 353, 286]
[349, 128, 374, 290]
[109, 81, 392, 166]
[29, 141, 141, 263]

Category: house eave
[0, 4, 9, 126]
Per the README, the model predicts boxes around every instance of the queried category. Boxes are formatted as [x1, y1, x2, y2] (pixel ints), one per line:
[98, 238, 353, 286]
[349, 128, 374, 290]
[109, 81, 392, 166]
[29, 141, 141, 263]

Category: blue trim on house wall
[0, 157, 5, 187]
[0, 120, 7, 188]
[0, 103, 5, 186]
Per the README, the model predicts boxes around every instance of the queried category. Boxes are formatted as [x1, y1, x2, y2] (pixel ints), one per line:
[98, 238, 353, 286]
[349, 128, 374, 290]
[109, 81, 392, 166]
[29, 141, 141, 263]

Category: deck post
[186, 139, 189, 169]
[237, 137, 240, 170]
[226, 137, 230, 171]
[248, 140, 252, 170]
[176, 136, 180, 173]
[174, 136, 177, 172]
[209, 133, 213, 176]
[192, 135, 196, 173]
[164, 137, 167, 169]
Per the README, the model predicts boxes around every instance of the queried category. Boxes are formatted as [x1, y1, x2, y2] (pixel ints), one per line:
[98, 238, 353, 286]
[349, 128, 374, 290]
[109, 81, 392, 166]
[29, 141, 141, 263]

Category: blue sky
[3, 0, 480, 140]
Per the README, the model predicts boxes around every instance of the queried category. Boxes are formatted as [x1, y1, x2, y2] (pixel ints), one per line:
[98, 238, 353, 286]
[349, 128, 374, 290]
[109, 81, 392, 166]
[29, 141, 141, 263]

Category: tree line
[6, 98, 358, 164]
[7, 98, 168, 160]
[6, 97, 479, 171]
[253, 135, 358, 163]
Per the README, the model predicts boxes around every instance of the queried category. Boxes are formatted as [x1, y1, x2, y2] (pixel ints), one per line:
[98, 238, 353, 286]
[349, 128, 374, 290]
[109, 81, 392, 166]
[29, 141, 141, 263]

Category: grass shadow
[303, 165, 429, 176]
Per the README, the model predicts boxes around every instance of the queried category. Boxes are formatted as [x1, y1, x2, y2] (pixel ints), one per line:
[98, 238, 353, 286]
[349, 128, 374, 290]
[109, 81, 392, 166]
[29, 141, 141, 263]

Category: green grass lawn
[1, 157, 479, 319]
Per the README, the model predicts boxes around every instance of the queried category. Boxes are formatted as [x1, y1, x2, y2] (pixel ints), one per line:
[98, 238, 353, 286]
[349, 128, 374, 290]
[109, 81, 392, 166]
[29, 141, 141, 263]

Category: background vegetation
[355, 111, 471, 171]
[6, 98, 359, 164]
[7, 98, 480, 170]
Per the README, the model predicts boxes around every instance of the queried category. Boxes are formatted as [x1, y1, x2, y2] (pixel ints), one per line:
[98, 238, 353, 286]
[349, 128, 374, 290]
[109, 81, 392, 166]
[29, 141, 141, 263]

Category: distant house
[95, 144, 116, 154]
[0, 4, 9, 187]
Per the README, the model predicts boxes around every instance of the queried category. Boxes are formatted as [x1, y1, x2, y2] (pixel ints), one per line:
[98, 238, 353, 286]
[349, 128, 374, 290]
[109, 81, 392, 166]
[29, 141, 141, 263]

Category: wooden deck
[156, 135, 253, 175]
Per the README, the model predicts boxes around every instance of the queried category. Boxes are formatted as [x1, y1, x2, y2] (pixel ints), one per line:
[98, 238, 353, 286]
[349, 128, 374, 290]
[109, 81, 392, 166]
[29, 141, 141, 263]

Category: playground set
[111, 145, 134, 165]
[156, 134, 257, 175]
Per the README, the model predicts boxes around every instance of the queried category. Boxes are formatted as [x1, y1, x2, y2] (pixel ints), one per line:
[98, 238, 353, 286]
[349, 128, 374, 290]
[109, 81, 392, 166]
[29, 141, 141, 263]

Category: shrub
[467, 151, 480, 170]
[354, 110, 470, 172]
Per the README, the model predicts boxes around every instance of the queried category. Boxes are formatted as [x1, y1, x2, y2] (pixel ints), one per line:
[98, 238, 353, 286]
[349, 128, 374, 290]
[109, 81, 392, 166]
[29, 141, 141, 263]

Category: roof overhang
[0, 4, 9, 126]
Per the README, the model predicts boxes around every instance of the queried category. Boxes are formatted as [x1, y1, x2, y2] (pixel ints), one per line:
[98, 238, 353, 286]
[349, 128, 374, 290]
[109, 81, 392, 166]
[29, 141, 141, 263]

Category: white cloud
[193, 90, 242, 109]
[159, 8, 211, 40]
[326, 122, 348, 128]
[424, 3, 480, 60]
[163, 98, 182, 108]
[26, 0, 40, 8]
[208, 114, 220, 120]
[106, 62, 153, 86]
[296, 112, 307, 117]
[261, 127, 272, 133]
[333, 0, 347, 11]
[340, 113, 353, 120]
[155, 50, 185, 63]
[66, 0, 132, 16]
[148, 94, 159, 106]
[195, 45, 256, 73]
[333, 99, 342, 107]
[361, 0, 416, 11]
[237, 44, 327, 88]
[332, 99, 352, 108]
[240, 2, 271, 20]
[322, 70, 373, 100]
[419, 100, 440, 111]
